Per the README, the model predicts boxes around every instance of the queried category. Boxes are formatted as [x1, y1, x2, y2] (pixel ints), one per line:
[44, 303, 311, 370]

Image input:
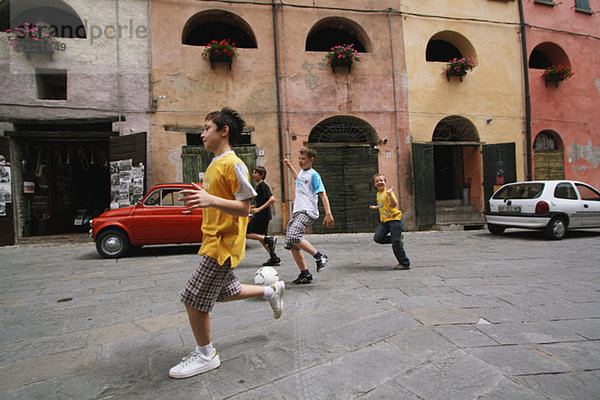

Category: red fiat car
[91, 183, 203, 258]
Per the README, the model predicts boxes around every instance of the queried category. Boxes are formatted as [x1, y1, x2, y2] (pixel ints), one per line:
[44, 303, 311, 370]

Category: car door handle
[181, 210, 191, 214]
[584, 204, 589, 208]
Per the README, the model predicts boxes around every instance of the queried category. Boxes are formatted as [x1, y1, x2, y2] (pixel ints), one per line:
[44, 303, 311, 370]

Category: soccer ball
[254, 266, 279, 286]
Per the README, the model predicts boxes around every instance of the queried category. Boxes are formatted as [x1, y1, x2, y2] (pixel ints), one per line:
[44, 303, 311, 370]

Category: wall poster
[109, 159, 144, 209]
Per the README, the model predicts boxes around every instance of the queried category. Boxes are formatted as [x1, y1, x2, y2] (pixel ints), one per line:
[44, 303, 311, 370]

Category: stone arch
[305, 17, 371, 53]
[534, 130, 564, 151]
[432, 115, 480, 143]
[182, 10, 257, 48]
[0, 0, 86, 38]
[309, 115, 378, 145]
[426, 31, 477, 63]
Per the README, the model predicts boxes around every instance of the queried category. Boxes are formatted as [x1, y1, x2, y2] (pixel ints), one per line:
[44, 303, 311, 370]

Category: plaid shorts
[180, 255, 242, 312]
[284, 211, 315, 250]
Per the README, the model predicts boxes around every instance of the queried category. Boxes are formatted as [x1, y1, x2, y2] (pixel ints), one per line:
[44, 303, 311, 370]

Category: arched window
[182, 10, 257, 48]
[529, 42, 570, 70]
[534, 130, 562, 151]
[309, 115, 378, 145]
[0, 0, 86, 38]
[432, 116, 479, 142]
[426, 31, 476, 63]
[306, 17, 370, 52]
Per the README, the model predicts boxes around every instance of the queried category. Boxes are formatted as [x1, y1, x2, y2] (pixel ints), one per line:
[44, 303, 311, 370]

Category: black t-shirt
[254, 181, 272, 220]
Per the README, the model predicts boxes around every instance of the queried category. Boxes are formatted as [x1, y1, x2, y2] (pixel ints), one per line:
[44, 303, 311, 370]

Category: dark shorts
[180, 255, 242, 312]
[247, 215, 269, 235]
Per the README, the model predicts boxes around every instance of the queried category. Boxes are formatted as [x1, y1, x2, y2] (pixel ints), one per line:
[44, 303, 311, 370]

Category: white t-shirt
[293, 168, 325, 219]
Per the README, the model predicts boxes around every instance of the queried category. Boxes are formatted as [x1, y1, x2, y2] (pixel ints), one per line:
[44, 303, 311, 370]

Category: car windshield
[493, 183, 544, 200]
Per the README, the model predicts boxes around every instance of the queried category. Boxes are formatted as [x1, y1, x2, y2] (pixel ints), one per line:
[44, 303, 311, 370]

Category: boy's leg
[389, 220, 410, 269]
[219, 283, 285, 319]
[186, 306, 211, 346]
[373, 222, 391, 244]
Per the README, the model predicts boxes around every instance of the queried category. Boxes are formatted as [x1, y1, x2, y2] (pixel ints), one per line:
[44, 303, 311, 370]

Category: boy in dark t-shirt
[246, 166, 280, 266]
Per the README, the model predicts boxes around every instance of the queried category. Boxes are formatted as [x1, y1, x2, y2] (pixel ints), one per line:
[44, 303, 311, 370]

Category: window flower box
[442, 57, 477, 82]
[325, 44, 361, 73]
[202, 39, 237, 70]
[542, 64, 574, 87]
[6, 23, 58, 59]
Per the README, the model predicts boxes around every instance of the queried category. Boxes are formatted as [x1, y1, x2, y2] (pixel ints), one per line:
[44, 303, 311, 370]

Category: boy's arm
[179, 183, 252, 217]
[251, 195, 275, 214]
[318, 191, 335, 228]
[386, 187, 398, 209]
[283, 159, 299, 180]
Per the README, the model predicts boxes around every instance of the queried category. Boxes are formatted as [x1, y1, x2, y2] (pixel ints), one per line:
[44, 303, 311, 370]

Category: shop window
[36, 68, 67, 100]
[305, 17, 369, 52]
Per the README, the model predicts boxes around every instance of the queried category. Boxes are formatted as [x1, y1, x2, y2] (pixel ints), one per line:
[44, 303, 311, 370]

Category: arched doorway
[534, 130, 564, 179]
[432, 116, 480, 201]
[308, 116, 379, 233]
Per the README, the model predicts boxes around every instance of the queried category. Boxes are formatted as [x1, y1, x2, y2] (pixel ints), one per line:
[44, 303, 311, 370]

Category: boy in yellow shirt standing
[170, 108, 284, 379]
[369, 173, 411, 270]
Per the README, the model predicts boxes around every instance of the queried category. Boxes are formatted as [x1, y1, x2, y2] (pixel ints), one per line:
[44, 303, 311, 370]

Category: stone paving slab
[0, 229, 599, 399]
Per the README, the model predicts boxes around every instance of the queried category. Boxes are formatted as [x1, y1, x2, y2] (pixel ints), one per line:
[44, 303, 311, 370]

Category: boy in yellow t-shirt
[170, 108, 285, 379]
[369, 173, 411, 270]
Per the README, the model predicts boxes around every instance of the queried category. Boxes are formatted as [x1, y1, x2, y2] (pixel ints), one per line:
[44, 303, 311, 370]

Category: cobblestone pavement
[1, 228, 599, 399]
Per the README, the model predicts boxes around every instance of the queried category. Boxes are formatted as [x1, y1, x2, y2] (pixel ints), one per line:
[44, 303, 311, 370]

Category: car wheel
[544, 216, 567, 240]
[487, 223, 506, 235]
[96, 229, 130, 258]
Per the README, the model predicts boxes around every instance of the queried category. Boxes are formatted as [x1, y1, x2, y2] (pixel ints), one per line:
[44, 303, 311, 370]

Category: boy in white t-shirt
[282, 147, 334, 284]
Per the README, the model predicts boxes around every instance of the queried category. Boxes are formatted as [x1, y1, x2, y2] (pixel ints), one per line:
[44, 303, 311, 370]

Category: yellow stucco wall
[402, 0, 526, 182]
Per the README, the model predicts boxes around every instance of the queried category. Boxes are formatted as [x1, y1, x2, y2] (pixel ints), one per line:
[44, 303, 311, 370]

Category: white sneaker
[268, 280, 285, 319]
[169, 350, 220, 379]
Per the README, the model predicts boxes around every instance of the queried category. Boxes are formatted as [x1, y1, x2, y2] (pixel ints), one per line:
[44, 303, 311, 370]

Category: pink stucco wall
[524, 0, 600, 188]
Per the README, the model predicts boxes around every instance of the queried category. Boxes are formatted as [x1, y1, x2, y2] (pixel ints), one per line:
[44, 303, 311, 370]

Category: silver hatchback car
[485, 180, 600, 239]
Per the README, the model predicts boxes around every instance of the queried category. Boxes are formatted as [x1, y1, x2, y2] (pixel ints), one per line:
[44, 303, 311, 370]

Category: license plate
[498, 206, 521, 213]
[74, 218, 83, 225]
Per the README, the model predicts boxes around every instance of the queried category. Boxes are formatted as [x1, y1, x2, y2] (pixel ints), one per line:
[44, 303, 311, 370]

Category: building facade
[0, 0, 150, 243]
[523, 0, 600, 188]
[1, 0, 598, 243]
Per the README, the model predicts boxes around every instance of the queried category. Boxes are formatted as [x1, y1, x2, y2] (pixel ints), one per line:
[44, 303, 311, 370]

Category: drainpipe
[518, 0, 533, 181]
[388, 9, 402, 205]
[272, 0, 287, 224]
[115, 0, 122, 135]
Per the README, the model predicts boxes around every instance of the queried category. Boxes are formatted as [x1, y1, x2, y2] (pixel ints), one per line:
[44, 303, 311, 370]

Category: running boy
[246, 166, 280, 266]
[170, 108, 284, 379]
[283, 147, 334, 284]
[369, 173, 411, 270]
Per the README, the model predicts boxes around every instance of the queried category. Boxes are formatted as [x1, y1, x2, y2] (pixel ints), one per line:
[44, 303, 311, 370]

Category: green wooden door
[412, 143, 436, 228]
[482, 143, 516, 202]
[534, 150, 564, 180]
[182, 145, 256, 185]
[311, 144, 379, 233]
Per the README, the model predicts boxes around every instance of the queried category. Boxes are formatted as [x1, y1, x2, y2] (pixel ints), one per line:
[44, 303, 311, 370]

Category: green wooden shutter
[181, 145, 256, 184]
[412, 143, 436, 228]
[482, 143, 516, 202]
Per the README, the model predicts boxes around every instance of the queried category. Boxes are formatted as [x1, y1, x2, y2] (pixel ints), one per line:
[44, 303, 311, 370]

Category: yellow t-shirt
[376, 190, 402, 222]
[198, 151, 256, 268]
